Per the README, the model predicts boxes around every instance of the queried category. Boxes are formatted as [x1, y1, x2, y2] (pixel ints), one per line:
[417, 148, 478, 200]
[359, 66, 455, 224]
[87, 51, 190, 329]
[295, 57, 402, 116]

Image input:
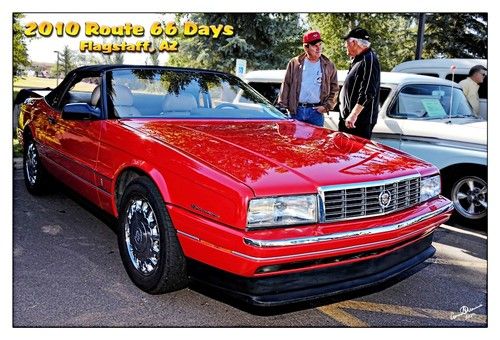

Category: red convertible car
[18, 65, 453, 306]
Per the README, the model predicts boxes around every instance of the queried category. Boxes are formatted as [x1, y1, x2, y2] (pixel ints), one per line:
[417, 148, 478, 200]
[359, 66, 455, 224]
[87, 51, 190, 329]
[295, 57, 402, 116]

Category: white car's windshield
[389, 84, 476, 119]
[107, 68, 286, 120]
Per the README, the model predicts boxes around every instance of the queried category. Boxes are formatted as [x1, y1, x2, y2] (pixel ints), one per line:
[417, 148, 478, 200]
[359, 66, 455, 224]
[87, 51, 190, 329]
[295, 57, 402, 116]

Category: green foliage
[307, 13, 417, 71]
[423, 13, 487, 59]
[308, 13, 487, 71]
[60, 45, 76, 76]
[13, 138, 23, 158]
[147, 37, 162, 66]
[168, 14, 305, 73]
[13, 13, 30, 77]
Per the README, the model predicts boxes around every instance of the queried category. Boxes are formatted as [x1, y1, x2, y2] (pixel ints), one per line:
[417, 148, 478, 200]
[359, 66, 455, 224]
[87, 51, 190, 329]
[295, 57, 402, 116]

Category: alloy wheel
[451, 176, 487, 220]
[124, 198, 161, 276]
[25, 142, 39, 186]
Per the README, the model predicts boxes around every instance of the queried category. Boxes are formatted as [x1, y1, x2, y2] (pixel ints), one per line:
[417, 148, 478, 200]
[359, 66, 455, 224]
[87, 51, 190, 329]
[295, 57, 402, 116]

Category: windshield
[389, 83, 476, 119]
[107, 68, 286, 120]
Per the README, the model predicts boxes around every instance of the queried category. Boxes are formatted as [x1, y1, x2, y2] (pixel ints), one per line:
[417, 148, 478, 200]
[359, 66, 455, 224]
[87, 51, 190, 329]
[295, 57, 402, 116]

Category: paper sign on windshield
[421, 98, 447, 118]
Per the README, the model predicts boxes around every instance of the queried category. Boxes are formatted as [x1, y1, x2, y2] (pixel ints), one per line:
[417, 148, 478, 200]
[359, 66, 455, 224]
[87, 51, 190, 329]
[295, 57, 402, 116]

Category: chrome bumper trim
[243, 201, 454, 248]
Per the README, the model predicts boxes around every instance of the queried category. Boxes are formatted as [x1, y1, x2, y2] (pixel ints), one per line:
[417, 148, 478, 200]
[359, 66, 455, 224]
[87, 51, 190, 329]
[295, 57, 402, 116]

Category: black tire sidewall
[23, 138, 46, 195]
[117, 177, 186, 293]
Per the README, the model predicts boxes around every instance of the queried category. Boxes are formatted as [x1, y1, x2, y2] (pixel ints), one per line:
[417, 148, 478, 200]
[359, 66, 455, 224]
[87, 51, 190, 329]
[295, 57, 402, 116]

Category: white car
[243, 70, 487, 226]
[392, 58, 487, 119]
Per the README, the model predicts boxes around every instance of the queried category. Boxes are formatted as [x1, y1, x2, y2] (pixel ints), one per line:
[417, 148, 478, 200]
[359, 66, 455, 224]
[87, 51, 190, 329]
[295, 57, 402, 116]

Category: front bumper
[173, 197, 452, 277]
[188, 233, 435, 306]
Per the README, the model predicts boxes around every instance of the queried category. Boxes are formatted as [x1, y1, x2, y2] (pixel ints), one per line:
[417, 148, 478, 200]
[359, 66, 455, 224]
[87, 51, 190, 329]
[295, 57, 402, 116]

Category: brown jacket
[278, 53, 339, 114]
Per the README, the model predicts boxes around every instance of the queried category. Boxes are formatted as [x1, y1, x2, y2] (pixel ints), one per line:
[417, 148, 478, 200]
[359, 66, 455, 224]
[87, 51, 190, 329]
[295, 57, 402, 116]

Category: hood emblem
[378, 190, 392, 208]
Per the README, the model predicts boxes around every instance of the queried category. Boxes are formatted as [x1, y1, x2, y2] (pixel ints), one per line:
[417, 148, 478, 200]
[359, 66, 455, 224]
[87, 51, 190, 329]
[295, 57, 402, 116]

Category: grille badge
[378, 190, 392, 208]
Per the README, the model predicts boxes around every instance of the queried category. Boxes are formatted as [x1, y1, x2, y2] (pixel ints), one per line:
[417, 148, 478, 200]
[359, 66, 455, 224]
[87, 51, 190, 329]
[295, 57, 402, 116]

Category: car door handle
[48, 117, 57, 125]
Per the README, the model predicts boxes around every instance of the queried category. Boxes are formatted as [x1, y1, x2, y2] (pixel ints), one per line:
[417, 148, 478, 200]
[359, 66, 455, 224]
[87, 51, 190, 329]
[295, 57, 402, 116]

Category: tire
[23, 137, 49, 195]
[117, 176, 188, 294]
[444, 173, 487, 227]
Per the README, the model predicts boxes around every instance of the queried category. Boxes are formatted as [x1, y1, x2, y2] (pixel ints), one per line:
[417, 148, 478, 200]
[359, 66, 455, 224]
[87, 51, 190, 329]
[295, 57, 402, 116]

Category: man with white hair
[339, 27, 381, 139]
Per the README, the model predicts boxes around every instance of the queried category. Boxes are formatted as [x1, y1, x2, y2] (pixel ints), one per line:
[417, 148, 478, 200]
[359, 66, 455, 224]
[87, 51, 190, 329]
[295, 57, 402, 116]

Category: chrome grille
[321, 175, 421, 222]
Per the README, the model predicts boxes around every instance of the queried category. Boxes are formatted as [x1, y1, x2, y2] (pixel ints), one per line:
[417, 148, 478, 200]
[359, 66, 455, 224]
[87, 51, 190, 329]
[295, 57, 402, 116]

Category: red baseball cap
[303, 30, 322, 44]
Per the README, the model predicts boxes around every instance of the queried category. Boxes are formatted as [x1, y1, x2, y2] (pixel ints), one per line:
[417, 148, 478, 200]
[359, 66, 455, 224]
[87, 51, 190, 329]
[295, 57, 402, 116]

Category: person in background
[278, 30, 339, 127]
[459, 65, 487, 118]
[339, 27, 381, 139]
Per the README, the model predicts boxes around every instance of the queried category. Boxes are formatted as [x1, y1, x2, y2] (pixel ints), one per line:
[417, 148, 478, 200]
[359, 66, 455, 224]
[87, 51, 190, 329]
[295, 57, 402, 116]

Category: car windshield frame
[105, 67, 287, 120]
[387, 82, 477, 120]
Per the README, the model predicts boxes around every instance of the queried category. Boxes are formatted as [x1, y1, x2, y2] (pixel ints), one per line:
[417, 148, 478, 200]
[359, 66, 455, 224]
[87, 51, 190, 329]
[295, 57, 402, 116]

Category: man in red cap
[278, 30, 339, 126]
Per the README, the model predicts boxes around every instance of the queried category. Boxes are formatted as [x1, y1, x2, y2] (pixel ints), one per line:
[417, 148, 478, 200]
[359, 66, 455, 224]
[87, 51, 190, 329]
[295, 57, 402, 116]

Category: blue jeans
[295, 107, 324, 127]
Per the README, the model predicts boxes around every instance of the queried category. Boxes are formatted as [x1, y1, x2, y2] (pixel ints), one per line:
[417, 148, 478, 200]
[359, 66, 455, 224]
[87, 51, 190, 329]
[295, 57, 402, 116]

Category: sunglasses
[480, 72, 487, 76]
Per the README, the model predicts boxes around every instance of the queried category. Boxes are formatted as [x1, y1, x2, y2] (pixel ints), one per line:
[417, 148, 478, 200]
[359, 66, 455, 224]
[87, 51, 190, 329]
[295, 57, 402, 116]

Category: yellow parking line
[333, 300, 487, 324]
[317, 305, 369, 327]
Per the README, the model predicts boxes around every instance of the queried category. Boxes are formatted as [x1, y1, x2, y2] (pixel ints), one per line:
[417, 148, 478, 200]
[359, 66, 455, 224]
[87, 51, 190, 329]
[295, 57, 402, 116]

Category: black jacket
[340, 48, 381, 125]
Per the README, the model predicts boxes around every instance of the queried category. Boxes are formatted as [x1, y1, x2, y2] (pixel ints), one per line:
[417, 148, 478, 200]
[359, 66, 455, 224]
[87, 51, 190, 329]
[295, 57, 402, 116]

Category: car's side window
[478, 76, 487, 100]
[379, 87, 391, 107]
[59, 76, 101, 110]
[445, 73, 467, 83]
[246, 82, 281, 105]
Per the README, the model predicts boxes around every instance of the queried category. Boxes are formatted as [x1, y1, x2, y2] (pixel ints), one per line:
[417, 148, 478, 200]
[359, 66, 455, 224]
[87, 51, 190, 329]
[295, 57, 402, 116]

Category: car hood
[123, 120, 433, 196]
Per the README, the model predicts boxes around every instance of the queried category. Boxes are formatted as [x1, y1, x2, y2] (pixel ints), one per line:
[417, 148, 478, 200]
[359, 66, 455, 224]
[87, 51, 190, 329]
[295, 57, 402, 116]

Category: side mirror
[62, 103, 101, 120]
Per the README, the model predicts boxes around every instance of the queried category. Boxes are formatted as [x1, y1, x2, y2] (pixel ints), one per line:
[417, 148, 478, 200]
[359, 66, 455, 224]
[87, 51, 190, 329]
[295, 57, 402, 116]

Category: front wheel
[447, 174, 487, 227]
[117, 177, 188, 294]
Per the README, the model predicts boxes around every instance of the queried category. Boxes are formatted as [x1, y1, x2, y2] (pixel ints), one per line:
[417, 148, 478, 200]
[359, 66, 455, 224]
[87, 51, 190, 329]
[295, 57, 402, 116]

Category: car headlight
[420, 175, 441, 202]
[247, 195, 317, 229]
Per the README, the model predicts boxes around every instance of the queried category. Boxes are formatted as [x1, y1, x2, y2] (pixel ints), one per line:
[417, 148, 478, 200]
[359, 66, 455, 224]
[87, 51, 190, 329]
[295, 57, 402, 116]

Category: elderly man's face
[304, 41, 322, 61]
[344, 39, 356, 57]
[472, 70, 487, 84]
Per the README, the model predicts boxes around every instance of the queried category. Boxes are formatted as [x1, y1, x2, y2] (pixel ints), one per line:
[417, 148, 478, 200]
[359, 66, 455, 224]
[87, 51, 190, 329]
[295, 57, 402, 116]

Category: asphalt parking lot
[12, 162, 487, 327]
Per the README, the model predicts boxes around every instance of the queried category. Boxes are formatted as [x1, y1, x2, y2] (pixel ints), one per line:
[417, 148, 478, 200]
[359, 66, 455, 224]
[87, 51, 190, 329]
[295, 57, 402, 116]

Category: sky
[21, 13, 176, 65]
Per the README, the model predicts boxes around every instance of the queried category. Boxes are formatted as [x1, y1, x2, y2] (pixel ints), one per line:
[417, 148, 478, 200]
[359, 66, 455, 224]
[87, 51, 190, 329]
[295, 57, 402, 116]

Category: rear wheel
[117, 176, 188, 294]
[23, 137, 49, 195]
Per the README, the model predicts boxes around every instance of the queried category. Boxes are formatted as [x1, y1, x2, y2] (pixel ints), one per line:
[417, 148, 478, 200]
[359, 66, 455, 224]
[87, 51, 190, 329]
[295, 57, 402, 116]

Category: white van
[392, 59, 487, 119]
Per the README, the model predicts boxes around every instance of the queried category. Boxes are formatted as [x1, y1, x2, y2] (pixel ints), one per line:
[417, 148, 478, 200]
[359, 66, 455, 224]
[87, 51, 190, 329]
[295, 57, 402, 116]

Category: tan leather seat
[113, 85, 141, 117]
[162, 93, 198, 114]
[90, 85, 101, 106]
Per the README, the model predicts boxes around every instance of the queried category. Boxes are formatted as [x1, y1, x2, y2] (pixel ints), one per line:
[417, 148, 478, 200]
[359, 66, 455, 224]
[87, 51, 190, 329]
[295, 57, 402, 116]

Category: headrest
[90, 85, 101, 106]
[162, 92, 198, 112]
[113, 85, 134, 106]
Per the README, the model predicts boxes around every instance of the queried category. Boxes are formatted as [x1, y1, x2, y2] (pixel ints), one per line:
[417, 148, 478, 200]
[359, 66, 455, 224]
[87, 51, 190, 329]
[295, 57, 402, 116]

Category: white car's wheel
[449, 175, 487, 226]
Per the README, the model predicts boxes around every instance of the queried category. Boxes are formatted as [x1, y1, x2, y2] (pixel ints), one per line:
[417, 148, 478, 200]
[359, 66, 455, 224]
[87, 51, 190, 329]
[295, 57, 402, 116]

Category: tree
[13, 13, 30, 77]
[59, 45, 76, 76]
[308, 13, 487, 70]
[307, 13, 417, 71]
[169, 13, 305, 73]
[146, 37, 162, 66]
[423, 13, 487, 59]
